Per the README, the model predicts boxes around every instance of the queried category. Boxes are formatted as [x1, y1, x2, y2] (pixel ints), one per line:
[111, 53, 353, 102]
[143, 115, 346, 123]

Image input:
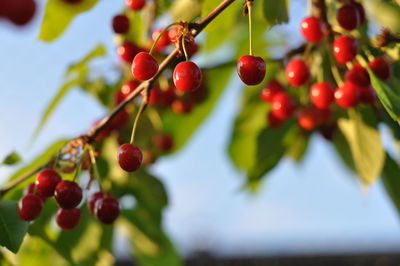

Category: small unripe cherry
[297, 107, 320, 130]
[153, 133, 174, 152]
[54, 181, 83, 210]
[117, 41, 143, 63]
[118, 143, 143, 172]
[286, 59, 310, 87]
[369, 57, 391, 80]
[344, 63, 370, 87]
[260, 79, 284, 103]
[35, 169, 62, 198]
[115, 80, 139, 105]
[56, 208, 81, 230]
[94, 196, 120, 224]
[336, 4, 360, 31]
[267, 111, 283, 128]
[132, 52, 159, 81]
[112, 14, 130, 34]
[300, 16, 324, 43]
[173, 61, 203, 92]
[237, 55, 266, 86]
[18, 194, 43, 221]
[310, 82, 335, 109]
[334, 81, 360, 108]
[271, 92, 296, 120]
[125, 0, 145, 10]
[333, 35, 357, 64]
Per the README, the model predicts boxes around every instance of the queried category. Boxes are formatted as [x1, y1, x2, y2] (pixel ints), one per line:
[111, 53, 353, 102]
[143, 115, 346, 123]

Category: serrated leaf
[262, 0, 289, 26]
[0, 201, 28, 253]
[39, 0, 100, 42]
[2, 152, 21, 166]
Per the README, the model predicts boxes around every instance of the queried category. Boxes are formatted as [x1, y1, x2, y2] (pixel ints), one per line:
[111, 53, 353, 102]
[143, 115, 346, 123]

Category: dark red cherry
[334, 81, 360, 108]
[353, 2, 365, 26]
[271, 92, 296, 120]
[18, 194, 43, 221]
[54, 181, 82, 209]
[112, 14, 130, 34]
[267, 111, 283, 128]
[115, 80, 139, 105]
[260, 79, 284, 102]
[56, 208, 81, 230]
[337, 4, 360, 31]
[359, 86, 376, 104]
[35, 169, 61, 198]
[23, 183, 36, 196]
[118, 143, 143, 172]
[108, 109, 130, 129]
[117, 41, 142, 63]
[369, 57, 391, 80]
[132, 52, 159, 81]
[345, 63, 370, 87]
[333, 35, 357, 64]
[94, 196, 120, 224]
[153, 133, 174, 152]
[310, 82, 335, 109]
[300, 16, 324, 43]
[173, 61, 203, 91]
[297, 107, 320, 130]
[237, 55, 266, 86]
[186, 42, 199, 57]
[125, 0, 145, 10]
[5, 0, 36, 26]
[286, 59, 310, 87]
[87, 191, 106, 216]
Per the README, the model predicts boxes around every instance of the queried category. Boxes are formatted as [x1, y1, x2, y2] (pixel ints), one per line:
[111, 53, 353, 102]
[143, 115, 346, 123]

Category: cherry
[88, 191, 106, 216]
[359, 86, 376, 104]
[117, 41, 143, 63]
[153, 133, 174, 152]
[336, 4, 360, 31]
[353, 2, 365, 26]
[333, 35, 357, 64]
[126, 0, 145, 10]
[115, 80, 139, 105]
[334, 81, 359, 108]
[369, 57, 390, 80]
[267, 111, 283, 128]
[345, 63, 370, 87]
[271, 92, 296, 120]
[108, 109, 130, 129]
[171, 99, 193, 114]
[237, 55, 266, 86]
[152, 29, 171, 52]
[56, 208, 81, 230]
[310, 82, 335, 109]
[18, 194, 43, 221]
[118, 143, 143, 172]
[297, 107, 320, 130]
[94, 196, 120, 224]
[5, 0, 36, 26]
[112, 14, 130, 34]
[54, 181, 82, 209]
[286, 59, 310, 87]
[23, 183, 36, 196]
[260, 79, 284, 103]
[300, 16, 323, 43]
[186, 42, 199, 57]
[319, 107, 333, 124]
[35, 169, 61, 198]
[132, 52, 159, 81]
[173, 61, 203, 91]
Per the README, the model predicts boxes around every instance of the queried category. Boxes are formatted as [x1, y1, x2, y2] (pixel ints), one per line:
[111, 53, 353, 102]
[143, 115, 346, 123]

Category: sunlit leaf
[2, 152, 21, 166]
[0, 201, 28, 253]
[262, 0, 289, 26]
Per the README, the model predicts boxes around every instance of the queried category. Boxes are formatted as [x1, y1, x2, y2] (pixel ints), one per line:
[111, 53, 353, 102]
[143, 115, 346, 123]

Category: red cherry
[117, 41, 143, 63]
[88, 191, 106, 216]
[271, 92, 296, 120]
[153, 133, 174, 152]
[310, 82, 335, 109]
[112, 14, 130, 34]
[260, 79, 284, 102]
[171, 99, 193, 114]
[173, 61, 203, 91]
[336, 4, 360, 31]
[108, 109, 130, 129]
[115, 80, 139, 105]
[369, 57, 391, 80]
[94, 196, 120, 224]
[56, 208, 81, 230]
[186, 42, 199, 57]
[118, 144, 143, 172]
[35, 169, 62, 198]
[126, 0, 145, 10]
[359, 86, 376, 104]
[267, 111, 283, 128]
[353, 2, 365, 26]
[23, 183, 36, 196]
[18, 194, 43, 221]
[345, 63, 370, 87]
[132, 52, 159, 81]
[334, 81, 359, 108]
[237, 55, 266, 86]
[286, 59, 310, 87]
[54, 181, 82, 210]
[152, 29, 171, 52]
[333, 35, 357, 64]
[168, 27, 181, 43]
[319, 107, 333, 124]
[4, 0, 36, 26]
[300, 16, 324, 43]
[297, 107, 320, 130]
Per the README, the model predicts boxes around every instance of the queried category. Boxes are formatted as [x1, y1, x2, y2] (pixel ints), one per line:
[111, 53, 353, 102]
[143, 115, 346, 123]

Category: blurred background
[1, 0, 400, 265]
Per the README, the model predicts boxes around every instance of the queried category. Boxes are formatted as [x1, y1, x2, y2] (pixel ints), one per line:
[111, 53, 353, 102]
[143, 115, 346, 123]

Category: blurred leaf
[332, 129, 356, 172]
[39, 0, 100, 42]
[262, 0, 289, 26]
[0, 201, 28, 253]
[125, 10, 146, 46]
[381, 154, 400, 214]
[369, 0, 400, 33]
[171, 0, 201, 21]
[286, 131, 310, 162]
[1, 152, 21, 166]
[338, 109, 385, 185]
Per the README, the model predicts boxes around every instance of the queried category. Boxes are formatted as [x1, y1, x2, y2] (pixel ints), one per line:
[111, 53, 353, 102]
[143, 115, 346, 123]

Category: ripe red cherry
[153, 133, 174, 152]
[271, 92, 296, 120]
[118, 143, 143, 172]
[94, 196, 120, 224]
[369, 57, 391, 80]
[334, 81, 360, 108]
[23, 183, 36, 196]
[54, 181, 82, 209]
[112, 14, 130, 34]
[152, 29, 171, 52]
[5, 0, 36, 26]
[126, 0, 145, 10]
[117, 41, 142, 63]
[35, 169, 61, 198]
[237, 55, 266, 85]
[336, 4, 360, 31]
[300, 16, 323, 43]
[267, 111, 283, 128]
[171, 99, 193, 114]
[359, 86, 376, 104]
[88, 192, 106, 216]
[286, 59, 310, 87]
[18, 194, 43, 221]
[297, 107, 320, 130]
[353, 2, 365, 25]
[56, 208, 81, 230]
[333, 35, 357, 64]
[173, 61, 203, 91]
[115, 80, 139, 105]
[345, 63, 370, 87]
[186, 42, 199, 57]
[310, 82, 335, 109]
[260, 79, 284, 102]
[132, 52, 159, 81]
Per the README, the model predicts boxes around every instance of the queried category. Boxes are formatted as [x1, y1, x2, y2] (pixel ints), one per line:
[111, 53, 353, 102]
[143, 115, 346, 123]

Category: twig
[374, 28, 400, 48]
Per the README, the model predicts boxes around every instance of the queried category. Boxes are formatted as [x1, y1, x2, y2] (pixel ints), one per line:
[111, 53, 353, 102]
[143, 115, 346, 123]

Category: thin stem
[130, 98, 148, 144]
[88, 144, 102, 190]
[72, 146, 86, 182]
[247, 1, 253, 56]
[181, 36, 189, 61]
[149, 22, 178, 55]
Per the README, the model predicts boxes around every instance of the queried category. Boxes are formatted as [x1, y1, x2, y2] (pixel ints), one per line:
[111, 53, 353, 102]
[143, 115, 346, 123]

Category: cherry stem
[87, 144, 102, 190]
[72, 146, 86, 182]
[149, 22, 179, 55]
[181, 36, 189, 61]
[247, 1, 253, 56]
[130, 96, 148, 144]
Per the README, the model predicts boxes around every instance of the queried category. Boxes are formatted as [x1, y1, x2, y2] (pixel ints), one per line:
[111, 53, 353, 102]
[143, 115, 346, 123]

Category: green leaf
[170, 0, 201, 21]
[337, 109, 385, 185]
[369, 0, 400, 33]
[0, 201, 28, 253]
[262, 0, 289, 26]
[2, 152, 21, 166]
[381, 154, 400, 214]
[39, 0, 100, 42]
